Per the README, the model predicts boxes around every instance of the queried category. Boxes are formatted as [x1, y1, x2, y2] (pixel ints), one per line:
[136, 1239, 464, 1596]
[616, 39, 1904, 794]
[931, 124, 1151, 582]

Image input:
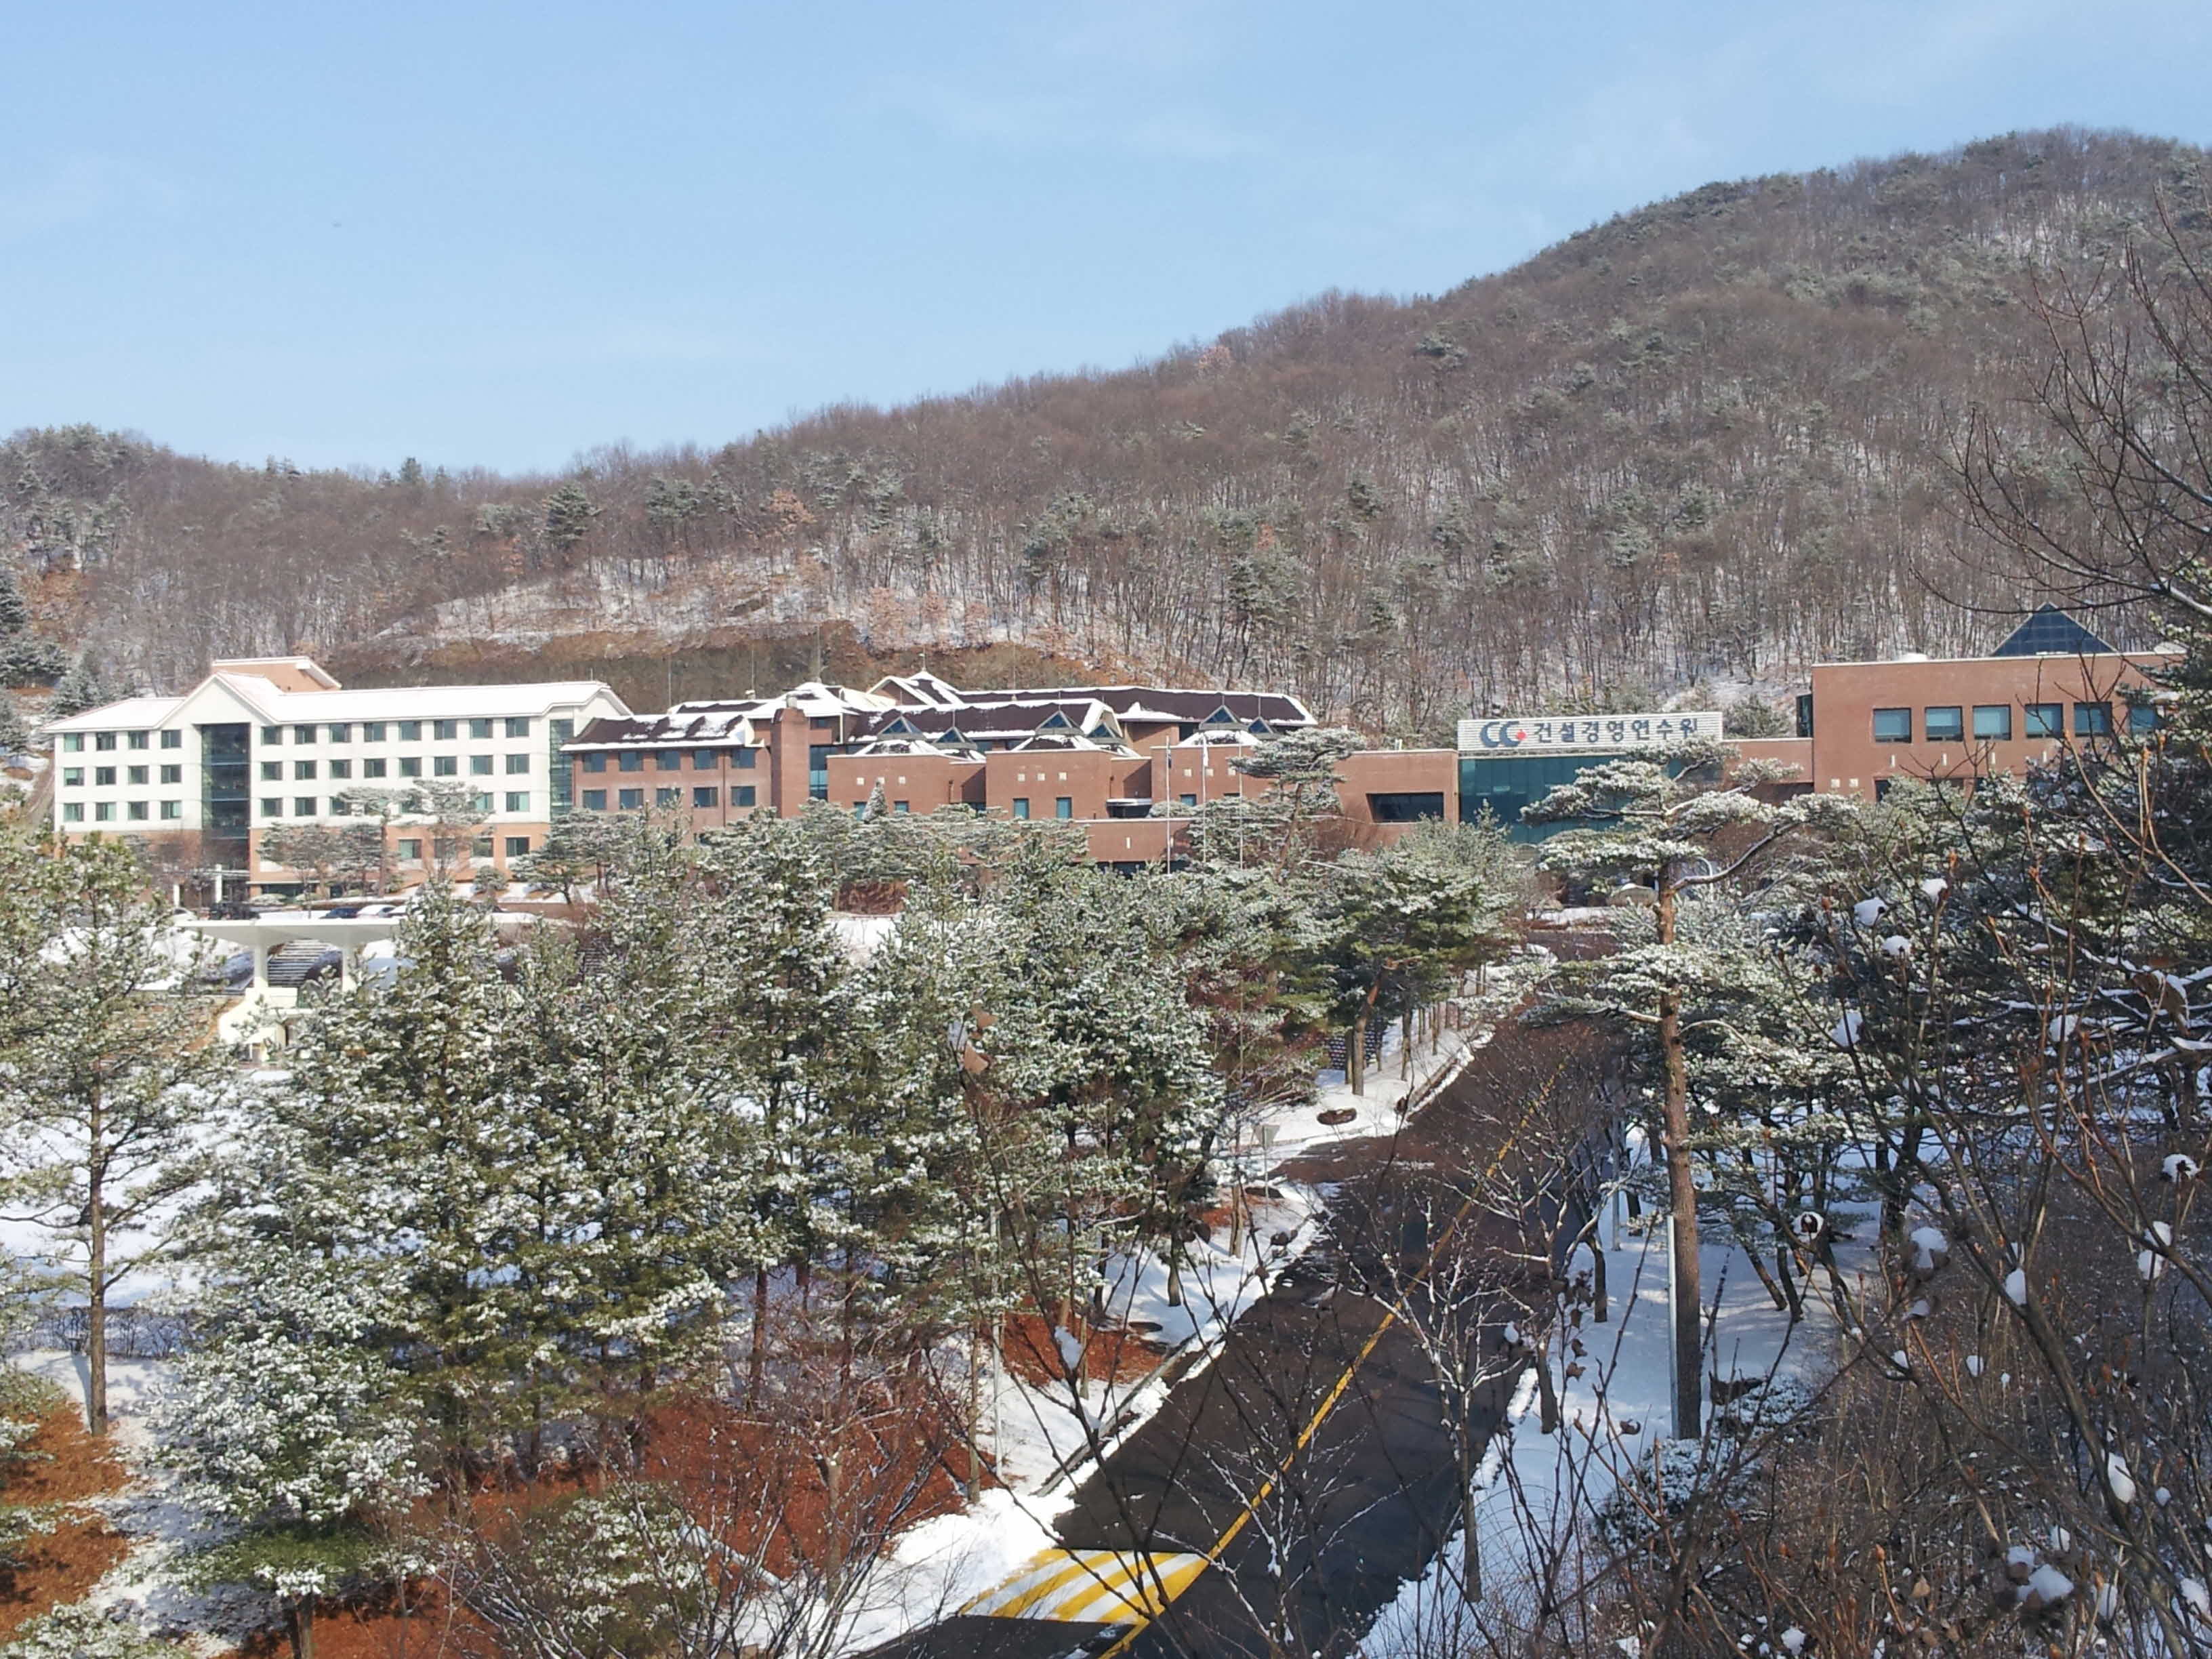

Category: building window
[398, 838, 422, 861]
[62, 733, 83, 752]
[733, 785, 756, 807]
[399, 720, 422, 741]
[504, 791, 529, 813]
[506, 717, 531, 738]
[504, 753, 529, 774]
[94, 802, 115, 821]
[505, 835, 530, 857]
[655, 750, 681, 771]
[1972, 704, 2013, 740]
[2026, 702, 2064, 738]
[434, 756, 459, 777]
[734, 748, 756, 769]
[63, 802, 83, 822]
[1923, 705, 1963, 742]
[364, 721, 386, 741]
[2074, 701, 2112, 736]
[292, 724, 315, 744]
[328, 723, 351, 743]
[578, 752, 605, 773]
[62, 768, 82, 787]
[329, 759, 352, 779]
[127, 765, 148, 785]
[295, 796, 317, 817]
[655, 786, 680, 806]
[261, 798, 282, 817]
[618, 752, 644, 773]
[1054, 797, 1073, 819]
[127, 801, 148, 821]
[693, 786, 719, 807]
[159, 800, 182, 820]
[159, 764, 182, 784]
[470, 718, 493, 739]
[2129, 703, 2160, 734]
[95, 766, 117, 786]
[434, 719, 459, 741]
[469, 792, 493, 813]
[127, 731, 150, 750]
[1012, 798, 1030, 819]
[159, 730, 182, 750]
[260, 760, 281, 781]
[469, 754, 493, 775]
[399, 756, 422, 778]
[618, 787, 644, 810]
[1872, 708, 1912, 743]
[294, 760, 316, 780]
[364, 758, 388, 779]
[893, 800, 911, 814]
[472, 835, 494, 859]
[95, 733, 117, 751]
[582, 789, 607, 811]
[259, 726, 281, 745]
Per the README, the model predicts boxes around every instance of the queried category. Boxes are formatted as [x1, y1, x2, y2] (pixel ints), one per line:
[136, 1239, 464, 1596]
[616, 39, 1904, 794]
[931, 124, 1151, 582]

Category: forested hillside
[4, 127, 2203, 732]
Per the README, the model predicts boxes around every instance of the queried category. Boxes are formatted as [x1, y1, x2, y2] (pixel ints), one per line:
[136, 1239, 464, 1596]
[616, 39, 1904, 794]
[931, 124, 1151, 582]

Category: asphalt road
[866, 1017, 1611, 1659]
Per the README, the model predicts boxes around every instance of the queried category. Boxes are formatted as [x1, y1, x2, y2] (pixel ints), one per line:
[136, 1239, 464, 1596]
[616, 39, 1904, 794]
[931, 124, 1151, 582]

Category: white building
[41, 657, 629, 895]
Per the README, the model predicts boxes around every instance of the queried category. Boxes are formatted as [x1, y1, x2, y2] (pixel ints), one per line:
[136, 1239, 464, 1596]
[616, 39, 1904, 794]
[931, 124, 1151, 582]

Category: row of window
[1008, 798, 1075, 819]
[1871, 701, 2150, 743]
[580, 785, 760, 811]
[62, 800, 182, 823]
[259, 717, 534, 743]
[59, 718, 547, 754]
[60, 730, 184, 753]
[579, 748, 758, 773]
[62, 764, 186, 787]
[330, 836, 533, 861]
[253, 754, 531, 782]
[258, 792, 531, 818]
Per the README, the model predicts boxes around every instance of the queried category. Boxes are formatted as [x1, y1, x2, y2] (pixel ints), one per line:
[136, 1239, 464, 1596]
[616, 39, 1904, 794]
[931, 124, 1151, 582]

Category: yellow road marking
[963, 1549, 1207, 1622]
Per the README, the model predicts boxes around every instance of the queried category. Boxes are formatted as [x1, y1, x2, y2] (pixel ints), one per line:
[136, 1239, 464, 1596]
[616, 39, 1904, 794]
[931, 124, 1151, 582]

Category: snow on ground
[1359, 1195, 1876, 1657]
[830, 912, 897, 960]
[818, 1488, 1071, 1657]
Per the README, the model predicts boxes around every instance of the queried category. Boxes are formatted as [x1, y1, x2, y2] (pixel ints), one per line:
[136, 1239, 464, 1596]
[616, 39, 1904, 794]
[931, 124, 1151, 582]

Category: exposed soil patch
[0, 1406, 134, 1640]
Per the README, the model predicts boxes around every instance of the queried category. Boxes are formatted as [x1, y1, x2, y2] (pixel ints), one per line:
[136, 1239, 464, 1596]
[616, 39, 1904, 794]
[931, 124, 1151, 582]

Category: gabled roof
[1993, 604, 2116, 658]
[566, 710, 756, 750]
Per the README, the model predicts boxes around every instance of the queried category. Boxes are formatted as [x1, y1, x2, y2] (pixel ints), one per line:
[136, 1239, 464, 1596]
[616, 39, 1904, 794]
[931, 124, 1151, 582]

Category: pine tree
[1528, 739, 1849, 1439]
[45, 652, 109, 719]
[0, 824, 238, 1432]
[157, 1246, 425, 1659]
[0, 564, 28, 637]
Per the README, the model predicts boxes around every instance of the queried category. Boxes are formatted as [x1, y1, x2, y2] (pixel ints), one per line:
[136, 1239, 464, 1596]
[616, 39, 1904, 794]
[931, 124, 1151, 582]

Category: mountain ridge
[5, 124, 2205, 733]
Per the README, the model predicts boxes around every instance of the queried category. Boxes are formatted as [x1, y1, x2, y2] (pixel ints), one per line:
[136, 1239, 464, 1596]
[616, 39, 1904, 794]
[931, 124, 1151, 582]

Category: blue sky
[6, 1, 2209, 475]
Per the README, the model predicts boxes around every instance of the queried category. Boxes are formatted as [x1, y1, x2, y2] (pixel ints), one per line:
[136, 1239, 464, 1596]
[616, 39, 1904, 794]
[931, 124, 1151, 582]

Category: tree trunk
[87, 1146, 108, 1436]
[1348, 1009, 1368, 1096]
[1459, 1448, 1484, 1601]
[1657, 884, 1704, 1441]
[750, 1264, 769, 1399]
[291, 1595, 316, 1659]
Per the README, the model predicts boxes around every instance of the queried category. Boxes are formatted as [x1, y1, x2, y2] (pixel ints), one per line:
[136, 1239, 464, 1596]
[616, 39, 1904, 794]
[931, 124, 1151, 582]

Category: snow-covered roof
[44, 670, 628, 732]
[844, 735, 969, 760]
[40, 694, 186, 731]
[1176, 729, 1263, 749]
[567, 709, 758, 750]
[1009, 731, 1134, 756]
[869, 670, 967, 710]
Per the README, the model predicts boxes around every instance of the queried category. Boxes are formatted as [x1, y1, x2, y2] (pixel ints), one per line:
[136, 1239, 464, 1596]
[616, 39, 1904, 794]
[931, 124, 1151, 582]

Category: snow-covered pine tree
[157, 1246, 426, 1659]
[1527, 738, 1849, 1439]
[0, 823, 237, 1433]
